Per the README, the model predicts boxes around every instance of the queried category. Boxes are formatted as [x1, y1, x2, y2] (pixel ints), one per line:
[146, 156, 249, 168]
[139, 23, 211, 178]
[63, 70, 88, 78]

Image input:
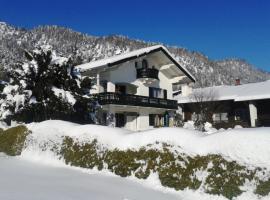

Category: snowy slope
[25, 120, 270, 170]
[2, 154, 269, 200]
[1, 121, 270, 200]
[0, 154, 181, 200]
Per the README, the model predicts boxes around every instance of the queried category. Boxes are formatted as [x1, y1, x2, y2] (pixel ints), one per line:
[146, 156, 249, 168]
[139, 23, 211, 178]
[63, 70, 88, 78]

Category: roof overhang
[75, 45, 196, 83]
[176, 80, 270, 104]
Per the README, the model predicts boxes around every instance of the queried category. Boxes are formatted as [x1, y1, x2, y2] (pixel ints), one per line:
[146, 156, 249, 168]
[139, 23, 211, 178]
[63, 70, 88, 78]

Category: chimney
[235, 78, 241, 86]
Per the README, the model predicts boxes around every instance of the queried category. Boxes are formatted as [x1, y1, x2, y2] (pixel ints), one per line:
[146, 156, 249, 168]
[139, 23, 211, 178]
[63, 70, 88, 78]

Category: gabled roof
[176, 80, 270, 103]
[75, 45, 195, 82]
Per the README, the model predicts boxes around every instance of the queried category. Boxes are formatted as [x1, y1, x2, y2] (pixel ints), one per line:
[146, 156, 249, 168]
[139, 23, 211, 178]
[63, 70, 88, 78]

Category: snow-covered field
[1, 120, 270, 200]
[0, 154, 182, 200]
[0, 155, 268, 200]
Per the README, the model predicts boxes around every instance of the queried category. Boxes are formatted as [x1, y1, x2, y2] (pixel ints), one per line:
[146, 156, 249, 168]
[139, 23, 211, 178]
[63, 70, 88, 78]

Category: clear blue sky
[1, 0, 270, 71]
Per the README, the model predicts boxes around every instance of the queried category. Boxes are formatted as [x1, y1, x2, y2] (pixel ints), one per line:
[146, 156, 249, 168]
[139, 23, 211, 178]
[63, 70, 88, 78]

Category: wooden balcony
[136, 68, 159, 80]
[93, 92, 177, 109]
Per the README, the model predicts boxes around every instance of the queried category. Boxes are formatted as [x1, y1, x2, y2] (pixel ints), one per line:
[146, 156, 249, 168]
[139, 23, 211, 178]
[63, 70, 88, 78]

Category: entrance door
[184, 112, 192, 121]
[164, 112, 169, 127]
[115, 113, 125, 127]
[115, 85, 126, 95]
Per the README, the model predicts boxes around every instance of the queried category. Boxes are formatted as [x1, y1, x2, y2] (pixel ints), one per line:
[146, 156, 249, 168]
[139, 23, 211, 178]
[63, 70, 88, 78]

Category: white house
[75, 45, 195, 131]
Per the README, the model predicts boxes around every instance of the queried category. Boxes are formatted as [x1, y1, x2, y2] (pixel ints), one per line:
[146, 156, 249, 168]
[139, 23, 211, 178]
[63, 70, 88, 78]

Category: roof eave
[107, 46, 196, 83]
[77, 45, 196, 83]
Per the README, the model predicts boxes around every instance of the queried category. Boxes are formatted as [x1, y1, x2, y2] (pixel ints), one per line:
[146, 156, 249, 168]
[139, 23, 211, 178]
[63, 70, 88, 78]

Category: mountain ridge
[0, 21, 269, 87]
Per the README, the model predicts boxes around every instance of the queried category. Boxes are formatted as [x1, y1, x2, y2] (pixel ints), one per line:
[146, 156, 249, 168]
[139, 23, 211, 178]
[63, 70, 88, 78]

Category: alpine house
[75, 45, 195, 131]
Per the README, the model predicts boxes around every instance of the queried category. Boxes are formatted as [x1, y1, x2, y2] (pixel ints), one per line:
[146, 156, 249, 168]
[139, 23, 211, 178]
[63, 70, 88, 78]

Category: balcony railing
[136, 68, 159, 80]
[93, 92, 177, 109]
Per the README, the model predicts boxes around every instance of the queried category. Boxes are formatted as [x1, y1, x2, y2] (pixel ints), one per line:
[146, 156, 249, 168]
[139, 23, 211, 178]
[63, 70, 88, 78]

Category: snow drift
[0, 154, 182, 200]
[25, 120, 270, 169]
[1, 120, 270, 200]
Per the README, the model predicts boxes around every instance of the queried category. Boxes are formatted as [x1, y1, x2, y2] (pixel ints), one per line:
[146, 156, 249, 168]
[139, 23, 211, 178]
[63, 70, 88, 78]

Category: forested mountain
[0, 21, 269, 87]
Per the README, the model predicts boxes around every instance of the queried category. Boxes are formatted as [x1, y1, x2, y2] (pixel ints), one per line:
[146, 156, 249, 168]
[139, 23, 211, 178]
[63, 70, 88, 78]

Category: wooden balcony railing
[93, 92, 177, 109]
[136, 68, 159, 80]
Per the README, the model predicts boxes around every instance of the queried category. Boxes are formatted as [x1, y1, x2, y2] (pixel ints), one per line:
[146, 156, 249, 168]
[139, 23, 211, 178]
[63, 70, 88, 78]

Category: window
[172, 84, 182, 91]
[115, 113, 126, 127]
[163, 90, 167, 99]
[142, 59, 148, 69]
[115, 84, 126, 95]
[149, 87, 162, 98]
[149, 114, 155, 126]
[235, 109, 248, 121]
[213, 113, 228, 122]
[149, 87, 167, 99]
[149, 114, 169, 127]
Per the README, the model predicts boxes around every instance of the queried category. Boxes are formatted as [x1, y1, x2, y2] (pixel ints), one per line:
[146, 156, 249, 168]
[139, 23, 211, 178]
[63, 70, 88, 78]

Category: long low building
[176, 80, 270, 127]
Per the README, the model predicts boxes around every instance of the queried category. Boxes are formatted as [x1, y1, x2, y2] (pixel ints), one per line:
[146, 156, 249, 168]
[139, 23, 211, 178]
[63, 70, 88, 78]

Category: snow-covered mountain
[0, 21, 269, 87]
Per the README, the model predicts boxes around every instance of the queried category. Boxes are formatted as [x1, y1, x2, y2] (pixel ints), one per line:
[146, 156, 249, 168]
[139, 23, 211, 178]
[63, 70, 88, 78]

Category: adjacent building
[176, 80, 270, 128]
[75, 45, 195, 131]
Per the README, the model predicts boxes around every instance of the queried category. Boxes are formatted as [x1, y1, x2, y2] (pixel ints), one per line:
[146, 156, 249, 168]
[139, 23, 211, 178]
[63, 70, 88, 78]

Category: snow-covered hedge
[1, 120, 270, 199]
[60, 137, 265, 199]
[0, 125, 30, 156]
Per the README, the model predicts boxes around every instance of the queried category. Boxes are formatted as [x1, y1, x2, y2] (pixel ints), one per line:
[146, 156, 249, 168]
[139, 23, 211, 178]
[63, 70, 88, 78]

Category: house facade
[75, 45, 195, 131]
[176, 80, 270, 128]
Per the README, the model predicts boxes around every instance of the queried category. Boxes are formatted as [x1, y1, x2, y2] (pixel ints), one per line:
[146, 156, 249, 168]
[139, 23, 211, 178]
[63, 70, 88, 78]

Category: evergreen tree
[0, 45, 95, 124]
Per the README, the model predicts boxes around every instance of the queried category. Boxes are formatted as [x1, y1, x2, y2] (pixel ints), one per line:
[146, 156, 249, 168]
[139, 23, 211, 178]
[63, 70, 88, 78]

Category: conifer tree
[0, 45, 95, 124]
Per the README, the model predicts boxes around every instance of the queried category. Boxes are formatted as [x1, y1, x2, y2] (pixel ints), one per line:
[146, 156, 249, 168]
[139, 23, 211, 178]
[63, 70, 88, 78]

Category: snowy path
[0, 155, 181, 200]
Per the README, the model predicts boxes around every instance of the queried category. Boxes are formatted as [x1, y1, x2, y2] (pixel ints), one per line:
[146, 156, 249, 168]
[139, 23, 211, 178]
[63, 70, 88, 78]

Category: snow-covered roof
[176, 80, 270, 103]
[75, 45, 195, 82]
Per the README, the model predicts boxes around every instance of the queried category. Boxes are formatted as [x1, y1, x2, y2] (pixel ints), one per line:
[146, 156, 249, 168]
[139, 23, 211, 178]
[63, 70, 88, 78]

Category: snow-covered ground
[1, 120, 270, 200]
[0, 154, 268, 200]
[0, 154, 181, 200]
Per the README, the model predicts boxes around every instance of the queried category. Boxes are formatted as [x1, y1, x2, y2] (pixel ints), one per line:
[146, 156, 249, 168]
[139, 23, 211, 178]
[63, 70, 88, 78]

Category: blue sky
[1, 0, 270, 71]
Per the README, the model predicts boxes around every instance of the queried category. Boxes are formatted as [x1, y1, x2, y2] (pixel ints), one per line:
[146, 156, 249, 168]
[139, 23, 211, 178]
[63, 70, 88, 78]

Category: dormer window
[142, 59, 148, 69]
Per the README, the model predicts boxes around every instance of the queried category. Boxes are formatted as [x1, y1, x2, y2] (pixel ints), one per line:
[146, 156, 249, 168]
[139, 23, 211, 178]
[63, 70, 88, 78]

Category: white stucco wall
[125, 115, 137, 131]
[181, 84, 193, 96]
[147, 72, 173, 99]
[249, 101, 258, 127]
[84, 57, 190, 131]
[107, 81, 115, 92]
[137, 109, 150, 131]
[108, 62, 137, 84]
[93, 60, 175, 99]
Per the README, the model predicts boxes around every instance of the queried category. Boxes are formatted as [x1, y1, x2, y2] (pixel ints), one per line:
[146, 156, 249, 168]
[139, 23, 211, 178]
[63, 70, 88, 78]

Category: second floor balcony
[136, 68, 159, 80]
[93, 92, 177, 109]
